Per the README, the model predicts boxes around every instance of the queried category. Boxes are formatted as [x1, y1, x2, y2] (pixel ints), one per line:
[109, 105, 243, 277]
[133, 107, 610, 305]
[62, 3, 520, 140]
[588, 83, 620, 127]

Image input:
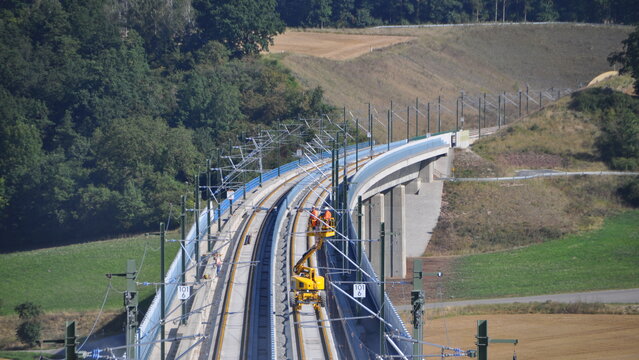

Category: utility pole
[125, 259, 138, 360]
[41, 321, 78, 360]
[405, 106, 409, 140]
[498, 94, 502, 129]
[411, 260, 425, 357]
[379, 222, 386, 358]
[106, 260, 138, 359]
[415, 98, 419, 137]
[427, 102, 430, 134]
[356, 115, 359, 172]
[160, 223, 166, 360]
[518, 90, 522, 118]
[387, 110, 391, 151]
[411, 260, 443, 357]
[503, 92, 507, 125]
[368, 103, 373, 154]
[456, 97, 459, 131]
[194, 174, 200, 282]
[473, 320, 519, 360]
[478, 97, 482, 139]
[461, 91, 465, 128]
[180, 195, 187, 325]
[206, 159, 212, 252]
[437, 96, 441, 133]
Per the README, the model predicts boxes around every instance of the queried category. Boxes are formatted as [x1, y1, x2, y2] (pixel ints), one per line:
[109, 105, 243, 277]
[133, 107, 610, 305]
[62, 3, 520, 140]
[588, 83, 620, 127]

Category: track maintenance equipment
[291, 208, 335, 311]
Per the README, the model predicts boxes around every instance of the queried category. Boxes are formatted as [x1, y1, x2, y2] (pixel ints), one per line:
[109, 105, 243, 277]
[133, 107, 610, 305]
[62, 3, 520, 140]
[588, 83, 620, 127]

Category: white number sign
[353, 283, 366, 298]
[178, 285, 190, 300]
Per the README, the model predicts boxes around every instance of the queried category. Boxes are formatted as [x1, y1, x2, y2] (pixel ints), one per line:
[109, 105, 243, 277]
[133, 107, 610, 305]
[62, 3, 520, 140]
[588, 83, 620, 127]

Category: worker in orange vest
[309, 206, 319, 230]
[321, 207, 332, 228]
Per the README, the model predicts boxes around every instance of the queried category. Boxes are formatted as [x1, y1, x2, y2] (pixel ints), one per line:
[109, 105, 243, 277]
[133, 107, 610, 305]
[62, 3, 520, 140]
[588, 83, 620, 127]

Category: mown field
[0, 234, 179, 348]
[445, 210, 639, 299]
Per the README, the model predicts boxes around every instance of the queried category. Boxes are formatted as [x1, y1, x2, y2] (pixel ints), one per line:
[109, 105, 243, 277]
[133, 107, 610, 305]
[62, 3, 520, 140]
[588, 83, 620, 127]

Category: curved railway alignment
[206, 151, 372, 359]
[209, 173, 301, 359]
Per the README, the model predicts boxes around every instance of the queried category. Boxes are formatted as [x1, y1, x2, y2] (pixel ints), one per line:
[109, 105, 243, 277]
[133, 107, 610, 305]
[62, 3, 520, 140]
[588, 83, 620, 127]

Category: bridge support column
[368, 193, 384, 275]
[390, 185, 406, 278]
[419, 159, 435, 184]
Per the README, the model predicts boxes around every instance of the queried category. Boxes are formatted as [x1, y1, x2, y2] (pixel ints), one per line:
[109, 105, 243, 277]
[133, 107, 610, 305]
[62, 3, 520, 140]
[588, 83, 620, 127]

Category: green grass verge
[0, 351, 42, 360]
[0, 234, 180, 316]
[447, 210, 639, 299]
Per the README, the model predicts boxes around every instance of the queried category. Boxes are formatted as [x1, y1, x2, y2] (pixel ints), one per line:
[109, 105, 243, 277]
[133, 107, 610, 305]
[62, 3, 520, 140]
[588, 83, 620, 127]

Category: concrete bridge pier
[389, 185, 406, 278]
[367, 193, 384, 274]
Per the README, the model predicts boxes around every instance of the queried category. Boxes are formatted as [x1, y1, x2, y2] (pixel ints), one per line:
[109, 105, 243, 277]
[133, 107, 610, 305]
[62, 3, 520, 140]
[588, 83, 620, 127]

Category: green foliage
[192, 0, 284, 56]
[618, 178, 639, 206]
[276, 0, 639, 27]
[0, 0, 335, 249]
[609, 25, 639, 94]
[15, 321, 41, 347]
[570, 88, 639, 170]
[14, 303, 42, 320]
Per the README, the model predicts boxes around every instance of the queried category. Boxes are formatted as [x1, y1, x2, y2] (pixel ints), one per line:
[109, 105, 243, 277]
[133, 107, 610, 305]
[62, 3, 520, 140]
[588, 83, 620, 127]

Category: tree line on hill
[1, 0, 637, 251]
[277, 0, 639, 28]
[0, 0, 330, 250]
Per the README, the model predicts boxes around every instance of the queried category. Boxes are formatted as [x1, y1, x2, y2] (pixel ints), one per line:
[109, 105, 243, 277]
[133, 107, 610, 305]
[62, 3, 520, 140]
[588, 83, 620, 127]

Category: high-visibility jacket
[310, 209, 319, 227]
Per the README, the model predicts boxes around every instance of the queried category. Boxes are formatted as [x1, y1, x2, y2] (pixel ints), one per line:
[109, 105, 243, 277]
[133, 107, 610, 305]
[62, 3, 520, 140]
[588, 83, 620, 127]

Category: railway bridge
[132, 130, 468, 360]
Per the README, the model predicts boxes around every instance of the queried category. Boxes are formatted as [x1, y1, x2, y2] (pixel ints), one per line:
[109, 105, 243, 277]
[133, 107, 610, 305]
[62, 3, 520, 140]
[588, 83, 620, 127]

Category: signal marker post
[411, 259, 443, 357]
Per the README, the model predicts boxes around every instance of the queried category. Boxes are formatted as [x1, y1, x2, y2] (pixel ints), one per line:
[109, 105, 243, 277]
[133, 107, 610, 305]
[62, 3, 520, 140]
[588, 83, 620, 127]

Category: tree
[15, 302, 43, 346]
[192, 0, 284, 56]
[14, 302, 43, 320]
[16, 321, 41, 346]
[598, 108, 639, 170]
[608, 26, 639, 94]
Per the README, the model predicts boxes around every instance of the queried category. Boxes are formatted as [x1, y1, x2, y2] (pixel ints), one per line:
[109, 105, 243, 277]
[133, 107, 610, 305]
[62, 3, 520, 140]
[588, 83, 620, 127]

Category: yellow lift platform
[291, 212, 335, 311]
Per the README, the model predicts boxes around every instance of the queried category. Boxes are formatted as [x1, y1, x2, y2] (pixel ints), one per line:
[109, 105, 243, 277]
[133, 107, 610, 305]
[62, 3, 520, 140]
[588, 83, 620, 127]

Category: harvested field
[267, 31, 415, 60]
[422, 314, 639, 359]
[271, 24, 631, 138]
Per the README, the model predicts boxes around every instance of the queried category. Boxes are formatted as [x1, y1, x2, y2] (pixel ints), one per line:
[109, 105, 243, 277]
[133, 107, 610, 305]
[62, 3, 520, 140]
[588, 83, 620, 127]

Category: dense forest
[277, 0, 639, 27]
[1, 0, 637, 251]
[0, 0, 330, 250]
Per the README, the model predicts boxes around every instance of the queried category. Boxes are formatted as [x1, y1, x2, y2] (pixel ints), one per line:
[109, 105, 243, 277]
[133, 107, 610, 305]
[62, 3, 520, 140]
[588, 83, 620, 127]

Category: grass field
[445, 210, 639, 299]
[0, 234, 180, 316]
[0, 351, 41, 360]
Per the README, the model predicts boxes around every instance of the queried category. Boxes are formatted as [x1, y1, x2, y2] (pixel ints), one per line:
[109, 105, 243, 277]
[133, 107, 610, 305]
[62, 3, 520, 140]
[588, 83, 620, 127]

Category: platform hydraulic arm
[291, 213, 334, 311]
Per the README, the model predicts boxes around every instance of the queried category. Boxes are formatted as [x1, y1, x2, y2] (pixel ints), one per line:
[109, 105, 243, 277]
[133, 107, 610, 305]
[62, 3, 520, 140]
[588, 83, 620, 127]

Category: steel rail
[289, 156, 372, 359]
[211, 172, 304, 359]
[242, 191, 290, 359]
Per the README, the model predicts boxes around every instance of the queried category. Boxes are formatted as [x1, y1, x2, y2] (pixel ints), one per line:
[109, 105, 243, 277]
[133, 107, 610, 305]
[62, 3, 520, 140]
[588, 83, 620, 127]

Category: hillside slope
[275, 24, 631, 116]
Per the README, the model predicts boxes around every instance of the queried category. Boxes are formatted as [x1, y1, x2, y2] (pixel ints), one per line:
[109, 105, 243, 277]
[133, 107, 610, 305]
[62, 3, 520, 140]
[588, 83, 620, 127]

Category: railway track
[199, 149, 373, 359]
[209, 173, 298, 359]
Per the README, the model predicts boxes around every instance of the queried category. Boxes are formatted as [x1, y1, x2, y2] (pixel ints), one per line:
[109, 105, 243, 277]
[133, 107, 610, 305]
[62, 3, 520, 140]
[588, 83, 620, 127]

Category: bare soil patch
[421, 314, 639, 359]
[0, 311, 121, 350]
[267, 31, 415, 60]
